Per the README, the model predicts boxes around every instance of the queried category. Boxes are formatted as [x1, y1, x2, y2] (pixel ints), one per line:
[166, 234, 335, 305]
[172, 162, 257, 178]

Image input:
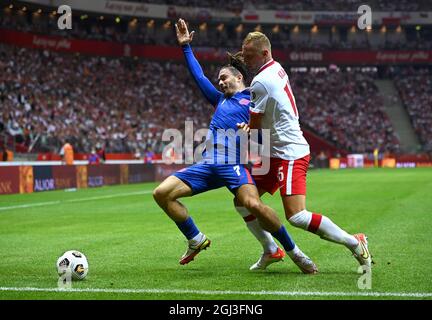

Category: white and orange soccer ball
[56, 250, 89, 280]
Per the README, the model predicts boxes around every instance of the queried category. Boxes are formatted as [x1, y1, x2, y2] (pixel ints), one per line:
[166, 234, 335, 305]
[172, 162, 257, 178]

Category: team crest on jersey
[239, 98, 250, 105]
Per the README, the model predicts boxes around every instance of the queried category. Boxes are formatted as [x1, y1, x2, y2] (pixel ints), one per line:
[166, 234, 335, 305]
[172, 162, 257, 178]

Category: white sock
[235, 206, 279, 254]
[286, 244, 301, 259]
[189, 232, 205, 245]
[289, 210, 359, 249]
[351, 243, 363, 255]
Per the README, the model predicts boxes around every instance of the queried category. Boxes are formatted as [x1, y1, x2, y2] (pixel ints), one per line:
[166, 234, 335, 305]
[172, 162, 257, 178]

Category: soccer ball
[56, 250, 89, 280]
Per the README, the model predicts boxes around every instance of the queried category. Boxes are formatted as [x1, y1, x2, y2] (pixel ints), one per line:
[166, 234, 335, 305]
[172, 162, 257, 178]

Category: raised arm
[175, 18, 222, 106]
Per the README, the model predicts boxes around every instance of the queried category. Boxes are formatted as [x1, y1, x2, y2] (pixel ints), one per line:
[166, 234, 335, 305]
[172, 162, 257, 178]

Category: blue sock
[271, 225, 295, 252]
[176, 217, 200, 240]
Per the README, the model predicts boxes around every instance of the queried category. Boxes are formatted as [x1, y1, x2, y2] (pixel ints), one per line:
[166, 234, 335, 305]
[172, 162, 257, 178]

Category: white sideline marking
[0, 201, 61, 211]
[0, 191, 152, 212]
[0, 287, 431, 298]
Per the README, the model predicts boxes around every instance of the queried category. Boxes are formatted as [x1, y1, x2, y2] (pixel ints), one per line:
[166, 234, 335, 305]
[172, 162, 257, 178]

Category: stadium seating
[291, 68, 400, 154]
[125, 0, 429, 11]
[0, 43, 216, 154]
[1, 9, 431, 51]
[4, 4, 432, 156]
[393, 68, 432, 152]
[0, 43, 403, 155]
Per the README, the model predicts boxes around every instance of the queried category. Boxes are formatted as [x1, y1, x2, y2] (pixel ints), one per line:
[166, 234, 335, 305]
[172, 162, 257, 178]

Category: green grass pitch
[0, 168, 431, 300]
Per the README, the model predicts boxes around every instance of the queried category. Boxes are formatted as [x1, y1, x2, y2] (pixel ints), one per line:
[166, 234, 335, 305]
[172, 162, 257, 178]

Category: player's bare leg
[235, 185, 317, 274]
[282, 194, 372, 269]
[153, 176, 192, 222]
[235, 184, 281, 233]
[153, 176, 210, 264]
[233, 195, 284, 270]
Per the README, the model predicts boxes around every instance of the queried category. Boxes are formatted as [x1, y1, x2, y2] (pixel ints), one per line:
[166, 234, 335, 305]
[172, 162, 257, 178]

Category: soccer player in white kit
[237, 32, 372, 271]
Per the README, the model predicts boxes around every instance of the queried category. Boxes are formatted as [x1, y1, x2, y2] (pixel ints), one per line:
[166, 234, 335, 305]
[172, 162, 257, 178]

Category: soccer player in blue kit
[153, 19, 317, 274]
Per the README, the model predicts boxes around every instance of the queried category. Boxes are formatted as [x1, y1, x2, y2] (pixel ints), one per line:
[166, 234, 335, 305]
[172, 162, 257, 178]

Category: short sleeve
[249, 81, 269, 114]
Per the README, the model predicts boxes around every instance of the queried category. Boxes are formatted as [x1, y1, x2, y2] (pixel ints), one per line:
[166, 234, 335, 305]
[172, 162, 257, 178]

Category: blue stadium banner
[87, 165, 105, 188]
[33, 166, 55, 192]
[128, 164, 155, 184]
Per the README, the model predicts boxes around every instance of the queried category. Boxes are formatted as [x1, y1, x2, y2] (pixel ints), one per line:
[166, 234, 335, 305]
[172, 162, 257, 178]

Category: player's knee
[284, 204, 305, 220]
[152, 186, 168, 204]
[233, 197, 242, 208]
[243, 197, 262, 214]
[287, 210, 304, 226]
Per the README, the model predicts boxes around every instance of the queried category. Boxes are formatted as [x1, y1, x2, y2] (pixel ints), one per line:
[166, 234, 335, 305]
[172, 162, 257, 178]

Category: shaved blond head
[243, 32, 271, 51]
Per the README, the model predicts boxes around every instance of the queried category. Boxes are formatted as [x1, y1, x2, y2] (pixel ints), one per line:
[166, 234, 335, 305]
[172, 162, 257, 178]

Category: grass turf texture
[0, 168, 431, 300]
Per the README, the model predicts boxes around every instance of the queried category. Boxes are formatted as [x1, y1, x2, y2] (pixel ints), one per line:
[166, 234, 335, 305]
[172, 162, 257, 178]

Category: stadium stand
[0, 42, 402, 155]
[0, 43, 214, 154]
[1, 1, 431, 158]
[125, 0, 430, 11]
[393, 68, 432, 153]
[291, 68, 400, 154]
[1, 7, 431, 50]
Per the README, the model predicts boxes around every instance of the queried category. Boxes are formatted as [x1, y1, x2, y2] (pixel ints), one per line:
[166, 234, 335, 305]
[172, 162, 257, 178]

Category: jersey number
[233, 165, 241, 176]
[284, 84, 298, 117]
[278, 166, 284, 182]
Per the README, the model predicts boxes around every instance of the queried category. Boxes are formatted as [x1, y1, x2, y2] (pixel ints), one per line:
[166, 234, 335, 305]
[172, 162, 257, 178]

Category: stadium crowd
[0, 43, 214, 154]
[291, 68, 400, 154]
[393, 68, 432, 152]
[0, 42, 402, 156]
[129, 0, 428, 11]
[1, 8, 432, 51]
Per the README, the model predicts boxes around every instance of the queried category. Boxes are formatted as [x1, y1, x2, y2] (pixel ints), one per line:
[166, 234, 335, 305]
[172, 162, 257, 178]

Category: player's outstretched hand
[237, 122, 251, 134]
[175, 18, 195, 46]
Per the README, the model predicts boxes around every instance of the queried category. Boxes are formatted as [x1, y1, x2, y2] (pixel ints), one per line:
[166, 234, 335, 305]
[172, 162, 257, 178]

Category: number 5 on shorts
[278, 166, 284, 182]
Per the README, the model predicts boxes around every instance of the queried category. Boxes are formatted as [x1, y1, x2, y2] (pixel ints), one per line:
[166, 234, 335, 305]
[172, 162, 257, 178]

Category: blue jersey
[183, 45, 250, 164]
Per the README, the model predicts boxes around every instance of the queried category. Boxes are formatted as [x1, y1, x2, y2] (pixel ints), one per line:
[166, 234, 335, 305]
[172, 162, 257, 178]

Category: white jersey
[249, 59, 310, 160]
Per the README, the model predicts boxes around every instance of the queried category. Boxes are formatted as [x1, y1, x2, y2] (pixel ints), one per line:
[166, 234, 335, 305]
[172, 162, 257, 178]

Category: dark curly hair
[221, 51, 249, 85]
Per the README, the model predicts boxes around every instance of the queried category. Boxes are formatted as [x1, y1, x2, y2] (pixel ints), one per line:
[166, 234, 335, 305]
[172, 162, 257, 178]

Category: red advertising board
[87, 164, 104, 187]
[100, 164, 121, 186]
[128, 164, 155, 183]
[0, 167, 20, 195]
[155, 164, 187, 182]
[52, 166, 77, 189]
[1, 29, 431, 65]
[284, 50, 432, 64]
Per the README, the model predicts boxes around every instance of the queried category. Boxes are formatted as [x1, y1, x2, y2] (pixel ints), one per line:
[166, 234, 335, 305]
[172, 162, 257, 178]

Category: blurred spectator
[60, 139, 74, 165]
[145, 148, 155, 163]
[88, 148, 100, 164]
[1, 145, 7, 161]
[316, 151, 329, 168]
[96, 143, 106, 163]
[134, 147, 143, 160]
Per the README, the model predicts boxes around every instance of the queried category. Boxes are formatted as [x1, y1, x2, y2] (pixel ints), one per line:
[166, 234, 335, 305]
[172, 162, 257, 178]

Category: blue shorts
[173, 163, 255, 195]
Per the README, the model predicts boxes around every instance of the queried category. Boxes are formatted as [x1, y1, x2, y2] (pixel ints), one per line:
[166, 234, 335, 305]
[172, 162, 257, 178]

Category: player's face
[242, 42, 265, 74]
[218, 68, 242, 97]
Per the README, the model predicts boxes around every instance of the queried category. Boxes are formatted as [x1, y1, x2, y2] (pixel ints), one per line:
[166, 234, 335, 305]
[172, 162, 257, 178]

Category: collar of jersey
[225, 89, 250, 99]
[257, 59, 275, 74]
